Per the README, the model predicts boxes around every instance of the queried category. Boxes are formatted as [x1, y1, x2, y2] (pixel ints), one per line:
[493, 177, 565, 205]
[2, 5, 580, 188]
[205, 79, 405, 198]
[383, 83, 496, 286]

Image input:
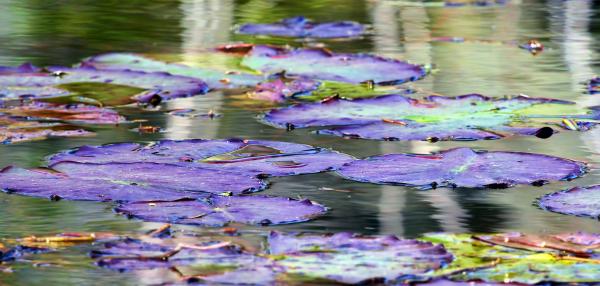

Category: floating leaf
[47, 138, 354, 177]
[0, 161, 266, 202]
[82, 53, 263, 89]
[46, 82, 147, 106]
[474, 232, 600, 257]
[0, 102, 124, 124]
[267, 231, 453, 284]
[0, 115, 93, 144]
[264, 93, 600, 141]
[220, 44, 425, 85]
[0, 245, 49, 262]
[445, 0, 509, 7]
[92, 238, 261, 272]
[236, 16, 365, 39]
[336, 148, 585, 189]
[588, 77, 599, 95]
[0, 65, 208, 104]
[294, 80, 402, 102]
[19, 232, 121, 248]
[538, 185, 600, 219]
[248, 78, 319, 102]
[422, 233, 600, 284]
[116, 196, 326, 227]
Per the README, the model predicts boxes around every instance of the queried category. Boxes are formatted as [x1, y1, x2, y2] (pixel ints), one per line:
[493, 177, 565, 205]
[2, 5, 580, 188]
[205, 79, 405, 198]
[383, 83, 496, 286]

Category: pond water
[0, 0, 599, 284]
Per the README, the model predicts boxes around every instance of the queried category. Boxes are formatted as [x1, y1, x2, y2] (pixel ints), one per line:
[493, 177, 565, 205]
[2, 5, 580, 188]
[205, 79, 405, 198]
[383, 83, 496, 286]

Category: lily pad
[267, 231, 453, 284]
[222, 44, 425, 85]
[422, 233, 600, 284]
[236, 16, 365, 39]
[115, 196, 326, 227]
[0, 161, 265, 202]
[248, 78, 319, 102]
[264, 93, 600, 141]
[92, 238, 261, 272]
[474, 232, 600, 257]
[0, 115, 93, 144]
[82, 53, 263, 89]
[538, 185, 600, 219]
[0, 65, 208, 104]
[336, 148, 585, 189]
[588, 77, 599, 94]
[0, 102, 124, 124]
[47, 138, 355, 177]
[294, 80, 402, 102]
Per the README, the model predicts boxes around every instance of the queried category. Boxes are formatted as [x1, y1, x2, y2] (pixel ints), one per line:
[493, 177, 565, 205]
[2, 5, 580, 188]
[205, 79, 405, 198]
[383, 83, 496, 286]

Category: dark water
[0, 0, 599, 284]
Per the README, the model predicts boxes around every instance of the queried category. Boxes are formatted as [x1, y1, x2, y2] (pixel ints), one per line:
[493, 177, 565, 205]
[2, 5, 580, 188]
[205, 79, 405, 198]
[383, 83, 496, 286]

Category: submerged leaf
[0, 64, 208, 104]
[538, 185, 600, 219]
[336, 148, 585, 189]
[116, 196, 327, 227]
[47, 138, 354, 177]
[220, 44, 426, 85]
[264, 93, 600, 141]
[82, 53, 263, 89]
[236, 16, 365, 39]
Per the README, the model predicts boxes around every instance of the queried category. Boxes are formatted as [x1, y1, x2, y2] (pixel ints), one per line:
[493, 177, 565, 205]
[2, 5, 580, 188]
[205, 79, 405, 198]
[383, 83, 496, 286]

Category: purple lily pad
[229, 44, 425, 85]
[553, 232, 600, 246]
[264, 93, 600, 141]
[446, 0, 508, 7]
[82, 53, 263, 89]
[47, 138, 355, 177]
[0, 161, 265, 202]
[588, 77, 599, 95]
[236, 16, 365, 39]
[538, 185, 600, 219]
[0, 115, 93, 144]
[0, 65, 208, 103]
[0, 245, 50, 262]
[1, 102, 124, 124]
[337, 148, 586, 189]
[92, 238, 262, 272]
[267, 231, 453, 284]
[115, 195, 327, 227]
[248, 78, 319, 102]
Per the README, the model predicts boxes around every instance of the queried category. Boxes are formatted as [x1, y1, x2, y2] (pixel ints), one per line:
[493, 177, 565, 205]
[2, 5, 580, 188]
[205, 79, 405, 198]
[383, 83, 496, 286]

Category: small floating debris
[236, 16, 366, 39]
[519, 39, 544, 55]
[587, 77, 599, 94]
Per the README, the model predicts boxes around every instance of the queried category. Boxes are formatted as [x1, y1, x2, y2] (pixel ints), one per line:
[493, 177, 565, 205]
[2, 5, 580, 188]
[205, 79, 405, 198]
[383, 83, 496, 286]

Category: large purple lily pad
[82, 53, 263, 89]
[47, 138, 354, 177]
[538, 185, 600, 219]
[267, 231, 453, 284]
[0, 161, 265, 202]
[337, 148, 586, 189]
[236, 16, 365, 39]
[115, 195, 326, 227]
[264, 93, 600, 141]
[589, 77, 599, 94]
[0, 64, 208, 104]
[220, 44, 425, 85]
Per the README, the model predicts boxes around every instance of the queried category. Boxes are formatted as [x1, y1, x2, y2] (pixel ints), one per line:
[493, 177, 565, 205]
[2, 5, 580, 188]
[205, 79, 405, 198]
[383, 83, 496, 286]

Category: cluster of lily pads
[1, 13, 600, 284]
[1, 224, 599, 284]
